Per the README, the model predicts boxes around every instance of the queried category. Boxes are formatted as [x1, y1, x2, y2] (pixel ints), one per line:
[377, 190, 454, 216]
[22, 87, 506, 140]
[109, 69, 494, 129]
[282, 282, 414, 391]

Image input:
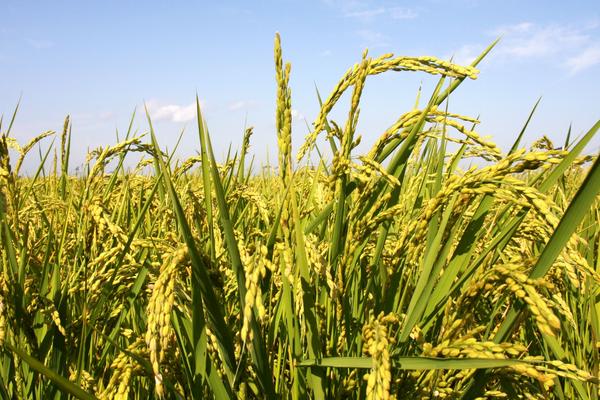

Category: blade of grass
[5, 342, 97, 400]
[299, 356, 528, 370]
[202, 121, 276, 397]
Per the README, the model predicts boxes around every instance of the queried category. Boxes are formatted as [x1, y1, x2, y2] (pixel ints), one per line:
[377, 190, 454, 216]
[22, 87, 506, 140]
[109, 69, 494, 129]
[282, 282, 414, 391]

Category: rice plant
[0, 34, 598, 399]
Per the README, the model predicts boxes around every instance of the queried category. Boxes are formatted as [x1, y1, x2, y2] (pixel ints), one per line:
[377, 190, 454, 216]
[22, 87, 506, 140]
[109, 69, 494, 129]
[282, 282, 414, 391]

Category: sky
[1, 0, 600, 172]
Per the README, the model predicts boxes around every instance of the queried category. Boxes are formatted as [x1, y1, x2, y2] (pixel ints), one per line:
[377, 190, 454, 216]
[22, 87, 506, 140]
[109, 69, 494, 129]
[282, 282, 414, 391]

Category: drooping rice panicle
[0, 34, 598, 400]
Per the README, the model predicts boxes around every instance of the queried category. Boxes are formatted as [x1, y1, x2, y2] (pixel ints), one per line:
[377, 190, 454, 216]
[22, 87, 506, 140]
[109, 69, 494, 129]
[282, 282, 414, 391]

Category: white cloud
[492, 22, 589, 58]
[229, 101, 247, 111]
[26, 38, 55, 49]
[69, 111, 117, 130]
[291, 109, 305, 122]
[448, 44, 482, 65]
[566, 46, 600, 74]
[146, 101, 201, 123]
[344, 7, 385, 20]
[228, 100, 257, 111]
[99, 111, 115, 121]
[494, 22, 534, 35]
[72, 111, 114, 122]
[320, 49, 333, 57]
[452, 21, 600, 75]
[356, 29, 390, 47]
[335, 1, 418, 22]
[389, 7, 418, 20]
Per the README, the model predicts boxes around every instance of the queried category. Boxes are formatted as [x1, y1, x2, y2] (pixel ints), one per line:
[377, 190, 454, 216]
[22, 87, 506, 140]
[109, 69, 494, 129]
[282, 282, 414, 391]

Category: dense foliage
[0, 35, 599, 399]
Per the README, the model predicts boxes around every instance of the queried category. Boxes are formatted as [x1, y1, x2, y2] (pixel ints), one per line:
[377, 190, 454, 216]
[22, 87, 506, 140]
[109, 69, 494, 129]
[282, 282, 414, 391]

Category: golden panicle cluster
[531, 135, 556, 151]
[14, 130, 55, 174]
[425, 112, 501, 160]
[550, 293, 576, 327]
[367, 109, 426, 158]
[0, 289, 5, 347]
[174, 155, 203, 177]
[230, 184, 271, 225]
[543, 360, 598, 383]
[423, 337, 528, 359]
[60, 116, 70, 167]
[0, 34, 598, 400]
[85, 137, 160, 186]
[329, 154, 353, 185]
[358, 157, 402, 189]
[68, 245, 139, 304]
[369, 107, 503, 162]
[145, 246, 188, 397]
[275, 32, 293, 181]
[88, 200, 128, 242]
[98, 338, 146, 400]
[362, 313, 399, 400]
[205, 326, 224, 370]
[239, 243, 270, 343]
[370, 55, 479, 79]
[388, 149, 573, 265]
[343, 51, 370, 154]
[556, 236, 600, 287]
[341, 370, 359, 394]
[298, 54, 479, 161]
[44, 301, 67, 337]
[69, 367, 97, 394]
[506, 358, 600, 393]
[133, 157, 154, 172]
[305, 233, 337, 299]
[468, 262, 561, 336]
[507, 361, 561, 391]
[0, 135, 13, 214]
[12, 353, 25, 398]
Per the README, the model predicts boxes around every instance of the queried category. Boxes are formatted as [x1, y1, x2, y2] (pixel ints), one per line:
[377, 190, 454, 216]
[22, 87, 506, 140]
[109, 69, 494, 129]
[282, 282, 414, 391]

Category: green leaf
[6, 342, 97, 400]
[299, 356, 527, 370]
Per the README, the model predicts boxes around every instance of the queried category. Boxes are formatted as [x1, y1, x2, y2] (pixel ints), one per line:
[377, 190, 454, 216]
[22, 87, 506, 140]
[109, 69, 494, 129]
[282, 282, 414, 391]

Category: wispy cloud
[566, 46, 600, 74]
[389, 7, 418, 20]
[344, 7, 386, 20]
[228, 100, 256, 111]
[26, 38, 54, 49]
[145, 101, 202, 123]
[99, 111, 115, 121]
[452, 21, 600, 75]
[291, 109, 307, 124]
[70, 111, 116, 129]
[345, 6, 417, 21]
[356, 29, 390, 48]
[447, 44, 482, 65]
[492, 22, 588, 58]
[229, 101, 247, 111]
[219, 5, 254, 18]
[330, 1, 418, 22]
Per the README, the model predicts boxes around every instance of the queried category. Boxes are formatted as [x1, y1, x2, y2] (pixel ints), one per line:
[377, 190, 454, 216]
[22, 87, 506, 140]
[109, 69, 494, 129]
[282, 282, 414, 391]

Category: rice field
[0, 34, 599, 399]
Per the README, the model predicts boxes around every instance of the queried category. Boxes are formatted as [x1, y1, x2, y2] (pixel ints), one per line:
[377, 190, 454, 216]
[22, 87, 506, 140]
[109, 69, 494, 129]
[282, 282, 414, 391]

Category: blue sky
[1, 1, 599, 171]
